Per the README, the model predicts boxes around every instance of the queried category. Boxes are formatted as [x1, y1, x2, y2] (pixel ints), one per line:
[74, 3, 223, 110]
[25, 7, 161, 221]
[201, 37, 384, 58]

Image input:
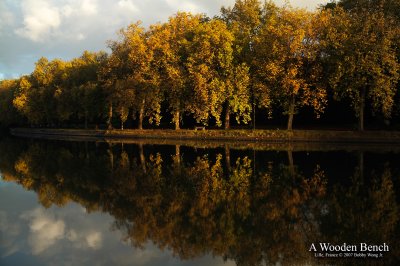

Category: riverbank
[10, 127, 400, 143]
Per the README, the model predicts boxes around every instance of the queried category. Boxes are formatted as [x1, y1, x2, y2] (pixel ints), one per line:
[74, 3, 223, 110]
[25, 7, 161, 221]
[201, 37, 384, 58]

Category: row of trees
[1, 0, 400, 130]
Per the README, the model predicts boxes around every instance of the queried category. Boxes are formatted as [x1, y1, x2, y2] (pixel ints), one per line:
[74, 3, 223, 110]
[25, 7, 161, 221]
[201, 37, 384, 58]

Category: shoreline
[10, 127, 400, 144]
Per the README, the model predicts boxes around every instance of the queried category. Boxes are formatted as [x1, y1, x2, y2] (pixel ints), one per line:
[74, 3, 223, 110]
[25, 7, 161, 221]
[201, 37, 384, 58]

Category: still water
[0, 136, 399, 265]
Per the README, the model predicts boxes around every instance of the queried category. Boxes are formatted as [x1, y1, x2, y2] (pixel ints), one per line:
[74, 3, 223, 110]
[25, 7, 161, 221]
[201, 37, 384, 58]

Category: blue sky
[0, 0, 328, 80]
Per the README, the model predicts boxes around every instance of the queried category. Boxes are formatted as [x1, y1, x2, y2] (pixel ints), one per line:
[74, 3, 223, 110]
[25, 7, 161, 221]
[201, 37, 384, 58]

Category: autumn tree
[223, 64, 252, 129]
[319, 7, 399, 130]
[100, 30, 136, 130]
[185, 18, 251, 128]
[254, 6, 327, 130]
[66, 51, 107, 128]
[220, 0, 263, 128]
[221, 0, 263, 64]
[0, 79, 22, 126]
[333, 0, 400, 20]
[185, 19, 230, 125]
[149, 12, 202, 130]
[12, 57, 71, 126]
[39, 58, 71, 125]
[12, 76, 32, 122]
[101, 23, 162, 130]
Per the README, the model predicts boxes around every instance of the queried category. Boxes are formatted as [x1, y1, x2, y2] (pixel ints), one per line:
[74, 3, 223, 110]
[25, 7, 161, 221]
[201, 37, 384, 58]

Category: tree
[100, 31, 136, 130]
[0, 79, 22, 126]
[218, 63, 252, 129]
[12, 76, 31, 120]
[13, 57, 70, 126]
[67, 51, 107, 128]
[19, 58, 49, 125]
[119, 23, 162, 129]
[185, 18, 251, 128]
[102, 23, 162, 130]
[332, 0, 400, 20]
[320, 7, 399, 130]
[220, 0, 264, 128]
[220, 0, 263, 66]
[185, 19, 230, 126]
[149, 12, 202, 130]
[254, 6, 327, 130]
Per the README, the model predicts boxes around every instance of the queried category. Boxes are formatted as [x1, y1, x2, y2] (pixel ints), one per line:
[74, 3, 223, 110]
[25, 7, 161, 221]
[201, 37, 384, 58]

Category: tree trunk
[358, 151, 364, 184]
[138, 99, 145, 130]
[224, 103, 230, 130]
[253, 102, 256, 130]
[287, 94, 295, 131]
[139, 143, 146, 173]
[287, 149, 295, 177]
[85, 141, 89, 159]
[108, 145, 114, 171]
[174, 110, 180, 130]
[175, 145, 181, 166]
[84, 110, 88, 129]
[359, 87, 366, 131]
[253, 149, 256, 176]
[107, 102, 113, 130]
[225, 145, 231, 174]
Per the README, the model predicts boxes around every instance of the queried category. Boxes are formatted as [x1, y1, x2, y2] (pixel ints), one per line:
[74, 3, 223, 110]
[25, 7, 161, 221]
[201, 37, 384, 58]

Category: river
[0, 136, 399, 265]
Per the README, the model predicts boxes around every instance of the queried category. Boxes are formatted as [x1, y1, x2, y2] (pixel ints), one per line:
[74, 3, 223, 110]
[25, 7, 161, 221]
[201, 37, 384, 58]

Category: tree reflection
[321, 161, 399, 260]
[0, 138, 399, 265]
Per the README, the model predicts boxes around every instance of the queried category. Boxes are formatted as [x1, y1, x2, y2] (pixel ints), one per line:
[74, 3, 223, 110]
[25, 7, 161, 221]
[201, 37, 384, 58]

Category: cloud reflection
[0, 182, 233, 266]
[21, 208, 65, 254]
[0, 210, 22, 257]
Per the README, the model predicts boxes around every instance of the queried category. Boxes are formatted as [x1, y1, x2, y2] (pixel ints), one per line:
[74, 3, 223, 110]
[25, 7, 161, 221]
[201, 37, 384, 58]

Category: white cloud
[14, 0, 100, 42]
[81, 0, 98, 16]
[86, 231, 103, 249]
[18, 206, 108, 255]
[66, 229, 78, 241]
[61, 5, 74, 18]
[15, 0, 61, 42]
[118, 0, 140, 13]
[1, 0, 328, 80]
[166, 0, 201, 13]
[77, 33, 86, 41]
[22, 208, 66, 254]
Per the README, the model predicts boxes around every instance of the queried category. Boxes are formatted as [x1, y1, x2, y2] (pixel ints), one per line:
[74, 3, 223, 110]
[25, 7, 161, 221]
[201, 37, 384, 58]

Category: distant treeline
[1, 0, 400, 131]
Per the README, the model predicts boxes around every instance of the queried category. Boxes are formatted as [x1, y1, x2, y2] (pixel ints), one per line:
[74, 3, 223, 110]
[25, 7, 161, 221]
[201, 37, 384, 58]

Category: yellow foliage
[15, 158, 29, 176]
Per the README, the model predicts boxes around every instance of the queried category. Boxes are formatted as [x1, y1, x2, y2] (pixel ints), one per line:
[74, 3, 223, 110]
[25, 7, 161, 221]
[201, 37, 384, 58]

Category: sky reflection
[0, 181, 234, 266]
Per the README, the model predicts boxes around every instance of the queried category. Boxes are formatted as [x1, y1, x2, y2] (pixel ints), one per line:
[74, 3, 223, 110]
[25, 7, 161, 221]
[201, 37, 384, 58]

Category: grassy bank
[10, 127, 400, 144]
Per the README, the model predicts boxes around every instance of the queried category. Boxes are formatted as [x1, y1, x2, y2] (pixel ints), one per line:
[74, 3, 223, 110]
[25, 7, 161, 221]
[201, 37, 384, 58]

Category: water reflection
[0, 138, 399, 265]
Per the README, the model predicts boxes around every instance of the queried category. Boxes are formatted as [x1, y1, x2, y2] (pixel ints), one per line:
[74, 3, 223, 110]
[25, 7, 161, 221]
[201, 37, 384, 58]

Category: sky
[0, 0, 329, 80]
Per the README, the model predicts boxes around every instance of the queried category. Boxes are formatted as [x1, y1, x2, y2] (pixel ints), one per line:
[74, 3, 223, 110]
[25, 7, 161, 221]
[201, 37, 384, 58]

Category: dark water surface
[0, 136, 399, 265]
